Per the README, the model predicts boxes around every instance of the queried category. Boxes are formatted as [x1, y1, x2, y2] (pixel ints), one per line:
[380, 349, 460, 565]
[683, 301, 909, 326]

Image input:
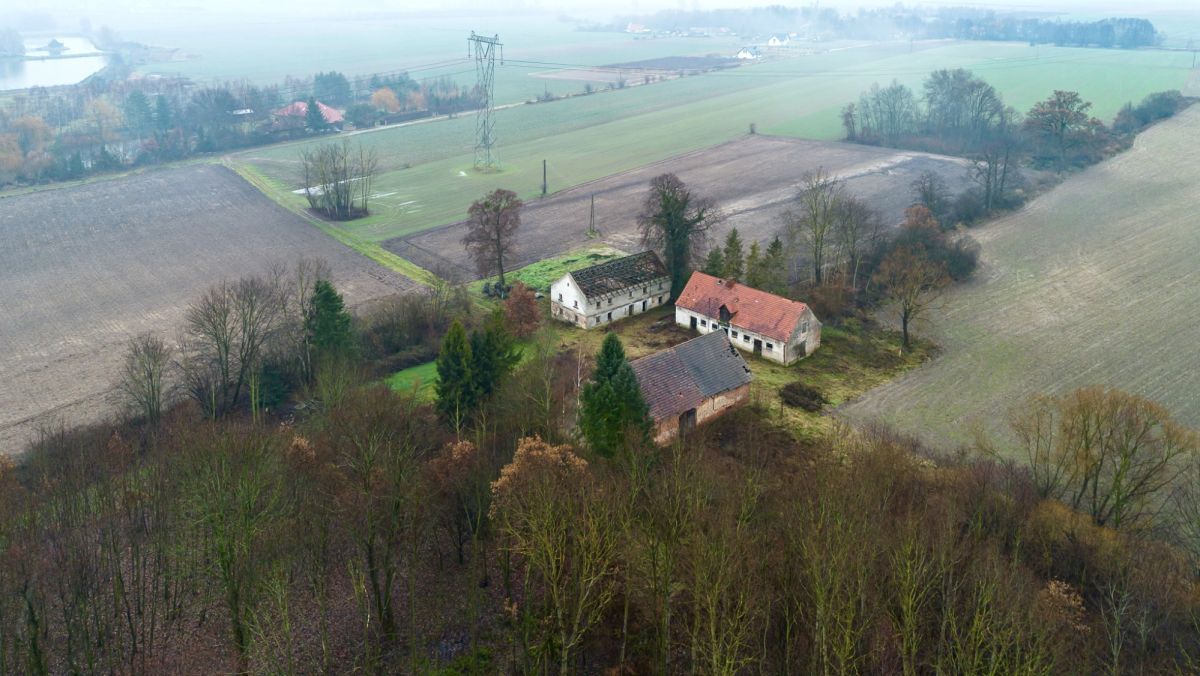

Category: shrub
[807, 284, 857, 323]
[780, 381, 827, 412]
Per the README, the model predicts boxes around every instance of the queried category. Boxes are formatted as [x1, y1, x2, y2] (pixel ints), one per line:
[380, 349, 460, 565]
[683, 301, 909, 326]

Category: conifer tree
[579, 334, 652, 456]
[763, 236, 787, 294]
[722, 228, 745, 281]
[470, 310, 519, 400]
[744, 241, 763, 289]
[305, 279, 355, 360]
[436, 321, 475, 427]
[305, 96, 328, 132]
[702, 248, 726, 277]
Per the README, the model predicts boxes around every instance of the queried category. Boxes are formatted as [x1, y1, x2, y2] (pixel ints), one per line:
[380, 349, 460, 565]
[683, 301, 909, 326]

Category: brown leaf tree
[463, 188, 523, 291]
[873, 243, 949, 350]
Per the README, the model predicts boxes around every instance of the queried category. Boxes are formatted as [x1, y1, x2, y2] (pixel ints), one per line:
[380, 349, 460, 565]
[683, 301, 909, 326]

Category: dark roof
[631, 331, 752, 421]
[676, 271, 812, 343]
[570, 251, 667, 299]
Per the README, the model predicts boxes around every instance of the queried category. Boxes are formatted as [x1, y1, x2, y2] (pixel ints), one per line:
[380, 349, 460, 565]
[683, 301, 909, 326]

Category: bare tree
[637, 173, 722, 299]
[830, 195, 882, 290]
[784, 168, 842, 286]
[300, 140, 378, 220]
[118, 333, 173, 426]
[1008, 386, 1199, 529]
[972, 107, 1023, 212]
[463, 188, 523, 292]
[873, 244, 949, 350]
[181, 275, 286, 418]
[910, 170, 949, 225]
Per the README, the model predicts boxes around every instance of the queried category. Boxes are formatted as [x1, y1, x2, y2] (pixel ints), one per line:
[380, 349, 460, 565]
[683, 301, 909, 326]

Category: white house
[674, 271, 821, 365]
[736, 47, 761, 60]
[550, 251, 670, 329]
[767, 33, 791, 47]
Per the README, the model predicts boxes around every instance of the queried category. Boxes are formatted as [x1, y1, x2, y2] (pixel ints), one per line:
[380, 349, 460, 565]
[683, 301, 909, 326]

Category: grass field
[840, 105, 1200, 452]
[0, 165, 413, 455]
[235, 40, 1195, 251]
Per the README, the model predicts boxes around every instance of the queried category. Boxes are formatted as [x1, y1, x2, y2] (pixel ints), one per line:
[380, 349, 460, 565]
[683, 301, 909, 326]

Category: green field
[236, 40, 1195, 252]
[840, 105, 1200, 452]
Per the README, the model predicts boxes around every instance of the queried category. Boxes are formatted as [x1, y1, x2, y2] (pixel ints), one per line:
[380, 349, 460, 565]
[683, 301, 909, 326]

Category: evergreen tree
[762, 236, 787, 295]
[305, 279, 355, 359]
[436, 321, 475, 427]
[469, 310, 519, 400]
[579, 334, 652, 457]
[124, 90, 154, 138]
[702, 248, 726, 277]
[722, 228, 745, 281]
[154, 95, 173, 131]
[744, 241, 763, 289]
[305, 96, 328, 132]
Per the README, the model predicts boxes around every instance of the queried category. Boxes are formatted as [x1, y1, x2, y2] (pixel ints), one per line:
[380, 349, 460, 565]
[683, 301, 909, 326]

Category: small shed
[630, 330, 753, 444]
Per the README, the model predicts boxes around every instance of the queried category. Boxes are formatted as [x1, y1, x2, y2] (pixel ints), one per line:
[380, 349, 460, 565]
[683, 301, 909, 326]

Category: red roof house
[674, 271, 821, 365]
[273, 100, 344, 127]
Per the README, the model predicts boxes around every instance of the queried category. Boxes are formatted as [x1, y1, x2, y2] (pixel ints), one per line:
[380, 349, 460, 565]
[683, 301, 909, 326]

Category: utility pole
[586, 194, 599, 239]
[542, 159, 547, 197]
[468, 32, 502, 171]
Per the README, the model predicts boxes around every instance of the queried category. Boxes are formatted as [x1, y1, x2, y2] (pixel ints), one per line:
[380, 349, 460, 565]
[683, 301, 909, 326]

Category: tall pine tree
[722, 228, 745, 281]
[305, 96, 328, 132]
[702, 248, 726, 277]
[763, 236, 787, 295]
[744, 240, 764, 289]
[470, 310, 519, 400]
[436, 321, 475, 427]
[579, 334, 652, 457]
[305, 279, 355, 360]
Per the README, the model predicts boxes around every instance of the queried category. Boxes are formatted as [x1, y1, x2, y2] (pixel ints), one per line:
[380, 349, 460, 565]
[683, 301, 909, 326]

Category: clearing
[840, 105, 1200, 452]
[0, 164, 413, 454]
[384, 135, 970, 281]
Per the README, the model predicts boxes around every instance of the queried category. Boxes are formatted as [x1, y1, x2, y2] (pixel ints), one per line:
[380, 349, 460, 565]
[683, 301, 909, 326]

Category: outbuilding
[550, 251, 670, 329]
[630, 330, 753, 444]
[674, 271, 821, 365]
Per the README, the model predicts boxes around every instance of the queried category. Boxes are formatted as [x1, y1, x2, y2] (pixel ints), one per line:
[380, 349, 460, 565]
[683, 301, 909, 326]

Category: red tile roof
[274, 100, 345, 124]
[675, 271, 809, 343]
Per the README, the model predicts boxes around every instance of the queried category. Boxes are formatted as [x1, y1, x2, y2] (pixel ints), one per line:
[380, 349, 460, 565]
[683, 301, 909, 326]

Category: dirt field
[385, 135, 971, 281]
[0, 165, 413, 454]
[840, 106, 1200, 452]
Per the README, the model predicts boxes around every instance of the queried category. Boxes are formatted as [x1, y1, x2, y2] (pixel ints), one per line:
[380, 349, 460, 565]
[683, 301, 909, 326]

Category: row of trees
[846, 68, 1186, 177]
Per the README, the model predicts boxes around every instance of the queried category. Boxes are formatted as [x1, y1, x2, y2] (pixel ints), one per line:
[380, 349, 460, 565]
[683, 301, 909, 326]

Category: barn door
[753, 339, 762, 356]
[679, 409, 697, 437]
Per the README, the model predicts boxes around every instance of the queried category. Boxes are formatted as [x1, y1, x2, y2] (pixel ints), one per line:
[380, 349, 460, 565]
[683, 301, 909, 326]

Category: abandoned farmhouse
[630, 330, 754, 444]
[550, 251, 670, 329]
[675, 271, 821, 365]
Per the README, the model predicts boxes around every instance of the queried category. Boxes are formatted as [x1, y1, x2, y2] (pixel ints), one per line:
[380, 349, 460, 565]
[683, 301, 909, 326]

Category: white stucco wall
[674, 306, 821, 365]
[552, 274, 670, 329]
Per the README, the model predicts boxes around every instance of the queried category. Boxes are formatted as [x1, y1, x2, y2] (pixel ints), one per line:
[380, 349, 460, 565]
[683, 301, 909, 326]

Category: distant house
[736, 47, 762, 60]
[675, 271, 821, 365]
[550, 251, 670, 329]
[631, 330, 753, 444]
[767, 33, 791, 47]
[273, 100, 345, 130]
[625, 23, 651, 34]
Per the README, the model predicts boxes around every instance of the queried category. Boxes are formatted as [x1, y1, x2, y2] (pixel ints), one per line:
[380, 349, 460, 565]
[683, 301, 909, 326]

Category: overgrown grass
[467, 245, 625, 294]
[385, 360, 438, 400]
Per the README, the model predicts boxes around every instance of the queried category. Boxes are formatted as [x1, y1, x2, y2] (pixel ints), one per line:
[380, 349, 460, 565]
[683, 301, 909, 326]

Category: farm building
[736, 47, 762, 60]
[631, 330, 753, 444]
[273, 100, 345, 129]
[767, 33, 791, 47]
[675, 271, 821, 365]
[550, 251, 670, 329]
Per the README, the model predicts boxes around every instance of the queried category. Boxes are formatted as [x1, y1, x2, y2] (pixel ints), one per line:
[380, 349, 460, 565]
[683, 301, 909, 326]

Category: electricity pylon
[468, 32, 502, 171]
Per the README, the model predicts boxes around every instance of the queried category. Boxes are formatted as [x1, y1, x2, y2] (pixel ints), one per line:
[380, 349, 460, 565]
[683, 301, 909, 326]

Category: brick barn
[630, 330, 753, 444]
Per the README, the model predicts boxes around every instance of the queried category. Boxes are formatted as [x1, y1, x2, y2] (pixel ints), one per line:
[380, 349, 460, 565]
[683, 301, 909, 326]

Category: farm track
[0, 165, 414, 454]
[384, 135, 971, 279]
[840, 106, 1200, 451]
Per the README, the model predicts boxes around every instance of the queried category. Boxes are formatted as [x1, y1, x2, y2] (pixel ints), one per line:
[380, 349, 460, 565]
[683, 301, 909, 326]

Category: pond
[0, 37, 108, 91]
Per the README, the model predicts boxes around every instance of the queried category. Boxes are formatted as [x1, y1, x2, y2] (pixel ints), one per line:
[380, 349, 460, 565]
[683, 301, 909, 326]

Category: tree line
[0, 66, 481, 188]
[619, 6, 1158, 48]
[844, 68, 1189, 224]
